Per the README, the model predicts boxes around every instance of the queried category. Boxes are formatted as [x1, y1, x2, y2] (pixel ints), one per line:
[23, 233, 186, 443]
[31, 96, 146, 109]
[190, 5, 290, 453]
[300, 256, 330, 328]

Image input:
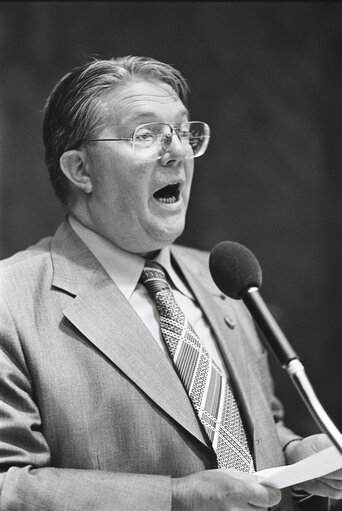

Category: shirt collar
[154, 247, 193, 299]
[68, 215, 193, 300]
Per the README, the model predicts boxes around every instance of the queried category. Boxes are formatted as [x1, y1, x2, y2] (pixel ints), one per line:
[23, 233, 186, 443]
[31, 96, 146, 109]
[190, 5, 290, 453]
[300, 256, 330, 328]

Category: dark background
[0, 2, 341, 509]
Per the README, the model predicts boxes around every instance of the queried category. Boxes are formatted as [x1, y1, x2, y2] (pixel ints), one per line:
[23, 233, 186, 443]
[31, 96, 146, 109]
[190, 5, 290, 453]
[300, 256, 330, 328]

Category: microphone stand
[245, 288, 342, 455]
[286, 362, 338, 511]
[286, 359, 342, 455]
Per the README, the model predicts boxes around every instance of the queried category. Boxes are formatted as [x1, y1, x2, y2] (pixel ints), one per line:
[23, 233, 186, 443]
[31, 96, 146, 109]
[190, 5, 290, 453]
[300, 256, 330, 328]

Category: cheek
[184, 165, 194, 198]
[94, 167, 149, 217]
[89, 152, 137, 197]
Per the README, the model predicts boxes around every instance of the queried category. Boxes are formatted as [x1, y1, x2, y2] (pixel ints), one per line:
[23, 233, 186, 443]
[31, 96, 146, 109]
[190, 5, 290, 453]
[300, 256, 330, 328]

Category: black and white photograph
[0, 2, 341, 510]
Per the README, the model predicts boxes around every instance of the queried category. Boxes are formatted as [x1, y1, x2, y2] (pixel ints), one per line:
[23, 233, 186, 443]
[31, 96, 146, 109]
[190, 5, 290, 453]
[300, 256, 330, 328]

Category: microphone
[209, 240, 297, 366]
[209, 240, 342, 454]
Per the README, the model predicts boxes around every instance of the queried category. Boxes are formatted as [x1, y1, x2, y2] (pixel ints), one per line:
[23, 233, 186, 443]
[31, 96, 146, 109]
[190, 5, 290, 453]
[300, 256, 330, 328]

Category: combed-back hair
[43, 56, 190, 205]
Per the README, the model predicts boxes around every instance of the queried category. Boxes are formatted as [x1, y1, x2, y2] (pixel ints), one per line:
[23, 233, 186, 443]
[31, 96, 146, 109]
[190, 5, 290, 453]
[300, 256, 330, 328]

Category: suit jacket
[0, 220, 299, 510]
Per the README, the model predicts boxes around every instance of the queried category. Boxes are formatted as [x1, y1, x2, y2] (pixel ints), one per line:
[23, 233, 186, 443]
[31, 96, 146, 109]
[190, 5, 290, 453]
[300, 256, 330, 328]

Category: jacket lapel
[50, 222, 211, 450]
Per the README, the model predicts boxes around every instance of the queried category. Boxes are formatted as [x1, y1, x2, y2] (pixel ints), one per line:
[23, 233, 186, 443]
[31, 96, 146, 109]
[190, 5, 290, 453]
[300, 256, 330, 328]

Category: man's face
[82, 80, 194, 255]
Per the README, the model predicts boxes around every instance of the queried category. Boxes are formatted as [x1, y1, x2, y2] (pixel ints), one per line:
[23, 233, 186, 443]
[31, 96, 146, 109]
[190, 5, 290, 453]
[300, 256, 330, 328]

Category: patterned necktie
[140, 260, 254, 472]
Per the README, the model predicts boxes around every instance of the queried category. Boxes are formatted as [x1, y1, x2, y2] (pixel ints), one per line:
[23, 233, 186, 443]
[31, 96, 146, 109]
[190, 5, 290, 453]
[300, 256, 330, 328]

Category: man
[0, 56, 341, 510]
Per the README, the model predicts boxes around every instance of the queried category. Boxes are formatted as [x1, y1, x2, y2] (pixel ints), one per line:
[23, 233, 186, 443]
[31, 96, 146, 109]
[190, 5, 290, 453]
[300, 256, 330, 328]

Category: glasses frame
[83, 121, 210, 160]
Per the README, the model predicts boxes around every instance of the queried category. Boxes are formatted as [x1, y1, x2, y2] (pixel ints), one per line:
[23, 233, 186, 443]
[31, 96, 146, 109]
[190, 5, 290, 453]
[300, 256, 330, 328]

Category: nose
[159, 130, 189, 166]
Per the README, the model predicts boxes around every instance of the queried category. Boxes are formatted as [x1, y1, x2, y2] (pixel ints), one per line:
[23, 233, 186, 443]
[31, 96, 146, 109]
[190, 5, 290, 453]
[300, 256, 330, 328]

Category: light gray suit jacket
[0, 221, 299, 510]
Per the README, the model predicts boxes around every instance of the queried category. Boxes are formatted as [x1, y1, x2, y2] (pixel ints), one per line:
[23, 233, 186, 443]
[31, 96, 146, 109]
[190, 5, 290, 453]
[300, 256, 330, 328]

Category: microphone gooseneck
[209, 240, 342, 455]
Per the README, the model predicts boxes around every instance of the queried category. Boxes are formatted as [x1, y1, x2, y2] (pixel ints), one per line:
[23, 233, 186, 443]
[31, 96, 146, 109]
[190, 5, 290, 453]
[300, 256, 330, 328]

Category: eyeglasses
[84, 121, 210, 161]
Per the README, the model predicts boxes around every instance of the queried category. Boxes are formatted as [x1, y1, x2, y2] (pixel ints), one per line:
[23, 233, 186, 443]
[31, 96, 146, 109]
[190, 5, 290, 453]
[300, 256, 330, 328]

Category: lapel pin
[224, 315, 236, 329]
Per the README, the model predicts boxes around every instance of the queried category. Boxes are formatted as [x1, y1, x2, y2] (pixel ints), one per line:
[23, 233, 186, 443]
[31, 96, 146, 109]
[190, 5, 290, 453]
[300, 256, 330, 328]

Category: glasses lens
[184, 122, 210, 158]
[133, 122, 210, 160]
[133, 123, 172, 160]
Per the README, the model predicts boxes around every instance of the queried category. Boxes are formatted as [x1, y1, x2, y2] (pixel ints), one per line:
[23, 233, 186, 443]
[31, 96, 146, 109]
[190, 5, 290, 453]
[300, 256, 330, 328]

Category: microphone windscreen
[209, 241, 262, 299]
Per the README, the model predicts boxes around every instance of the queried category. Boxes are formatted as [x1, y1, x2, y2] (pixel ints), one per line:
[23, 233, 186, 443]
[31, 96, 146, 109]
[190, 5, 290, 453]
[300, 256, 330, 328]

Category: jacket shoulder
[0, 236, 53, 298]
[0, 236, 52, 268]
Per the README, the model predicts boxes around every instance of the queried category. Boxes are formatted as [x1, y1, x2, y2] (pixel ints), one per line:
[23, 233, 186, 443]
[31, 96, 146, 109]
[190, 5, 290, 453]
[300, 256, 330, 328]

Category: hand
[171, 467, 281, 511]
[285, 434, 342, 499]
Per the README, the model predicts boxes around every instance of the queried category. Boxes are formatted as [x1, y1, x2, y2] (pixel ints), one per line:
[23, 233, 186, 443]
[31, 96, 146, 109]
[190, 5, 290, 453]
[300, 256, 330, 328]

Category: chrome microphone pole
[209, 241, 342, 455]
[286, 358, 342, 454]
[245, 287, 342, 455]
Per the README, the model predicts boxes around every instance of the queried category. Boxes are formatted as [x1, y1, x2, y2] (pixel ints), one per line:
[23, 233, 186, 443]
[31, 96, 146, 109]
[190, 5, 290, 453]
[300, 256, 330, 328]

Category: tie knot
[140, 260, 170, 299]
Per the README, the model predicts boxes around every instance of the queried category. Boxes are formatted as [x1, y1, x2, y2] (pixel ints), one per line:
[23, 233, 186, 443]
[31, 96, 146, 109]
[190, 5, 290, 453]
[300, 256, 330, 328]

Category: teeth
[158, 196, 177, 204]
[153, 183, 180, 204]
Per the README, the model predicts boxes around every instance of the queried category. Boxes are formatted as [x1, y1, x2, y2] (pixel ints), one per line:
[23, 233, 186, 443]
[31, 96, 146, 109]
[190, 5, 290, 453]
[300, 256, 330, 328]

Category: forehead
[102, 80, 189, 126]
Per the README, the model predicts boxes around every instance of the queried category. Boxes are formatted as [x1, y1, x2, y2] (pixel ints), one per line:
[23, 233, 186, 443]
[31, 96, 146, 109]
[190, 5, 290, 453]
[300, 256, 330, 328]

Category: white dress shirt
[69, 214, 227, 374]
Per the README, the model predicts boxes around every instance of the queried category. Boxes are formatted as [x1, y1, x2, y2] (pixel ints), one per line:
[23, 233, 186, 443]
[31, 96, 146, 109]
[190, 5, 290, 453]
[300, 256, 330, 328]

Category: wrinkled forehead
[101, 79, 189, 127]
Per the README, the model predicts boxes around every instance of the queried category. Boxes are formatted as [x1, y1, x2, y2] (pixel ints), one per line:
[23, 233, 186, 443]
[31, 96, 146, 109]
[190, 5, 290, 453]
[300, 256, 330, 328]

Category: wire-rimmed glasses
[84, 121, 210, 161]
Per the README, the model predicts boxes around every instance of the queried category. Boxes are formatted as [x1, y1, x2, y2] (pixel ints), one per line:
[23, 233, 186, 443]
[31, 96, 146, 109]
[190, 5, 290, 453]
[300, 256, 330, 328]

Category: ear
[59, 150, 93, 194]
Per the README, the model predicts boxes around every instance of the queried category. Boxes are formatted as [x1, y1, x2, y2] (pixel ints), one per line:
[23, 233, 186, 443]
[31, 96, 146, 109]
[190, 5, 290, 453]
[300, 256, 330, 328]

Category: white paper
[255, 446, 342, 489]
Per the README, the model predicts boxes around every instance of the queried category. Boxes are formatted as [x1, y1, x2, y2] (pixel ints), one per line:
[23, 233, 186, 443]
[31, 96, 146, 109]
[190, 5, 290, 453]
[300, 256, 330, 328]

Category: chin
[130, 216, 185, 254]
[157, 222, 184, 244]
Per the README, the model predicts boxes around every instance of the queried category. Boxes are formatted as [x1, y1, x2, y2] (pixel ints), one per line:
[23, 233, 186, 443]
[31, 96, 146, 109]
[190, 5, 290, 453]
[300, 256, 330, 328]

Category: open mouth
[153, 183, 180, 204]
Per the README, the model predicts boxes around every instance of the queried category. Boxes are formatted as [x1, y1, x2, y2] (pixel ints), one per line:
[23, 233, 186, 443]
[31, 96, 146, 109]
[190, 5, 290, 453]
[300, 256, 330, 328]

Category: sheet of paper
[255, 446, 342, 489]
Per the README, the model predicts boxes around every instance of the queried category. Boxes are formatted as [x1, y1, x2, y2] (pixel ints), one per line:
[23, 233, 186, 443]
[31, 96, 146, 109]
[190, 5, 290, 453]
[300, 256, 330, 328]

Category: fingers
[320, 475, 342, 489]
[299, 478, 342, 499]
[298, 466, 342, 500]
[312, 482, 342, 499]
[247, 502, 274, 510]
[220, 468, 282, 508]
[247, 483, 282, 508]
[308, 433, 333, 452]
[172, 469, 283, 511]
[323, 468, 342, 480]
[315, 476, 342, 499]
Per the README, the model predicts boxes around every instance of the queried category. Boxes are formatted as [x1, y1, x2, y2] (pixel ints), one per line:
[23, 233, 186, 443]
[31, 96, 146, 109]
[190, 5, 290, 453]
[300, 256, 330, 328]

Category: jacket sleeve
[0, 293, 171, 511]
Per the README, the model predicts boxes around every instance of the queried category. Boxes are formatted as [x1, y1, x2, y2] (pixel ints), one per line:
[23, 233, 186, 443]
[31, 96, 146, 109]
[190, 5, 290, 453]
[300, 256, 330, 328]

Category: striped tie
[140, 261, 254, 472]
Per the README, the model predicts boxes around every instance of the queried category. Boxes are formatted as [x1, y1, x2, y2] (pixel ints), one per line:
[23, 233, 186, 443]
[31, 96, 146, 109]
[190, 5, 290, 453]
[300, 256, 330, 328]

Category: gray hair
[43, 56, 190, 205]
